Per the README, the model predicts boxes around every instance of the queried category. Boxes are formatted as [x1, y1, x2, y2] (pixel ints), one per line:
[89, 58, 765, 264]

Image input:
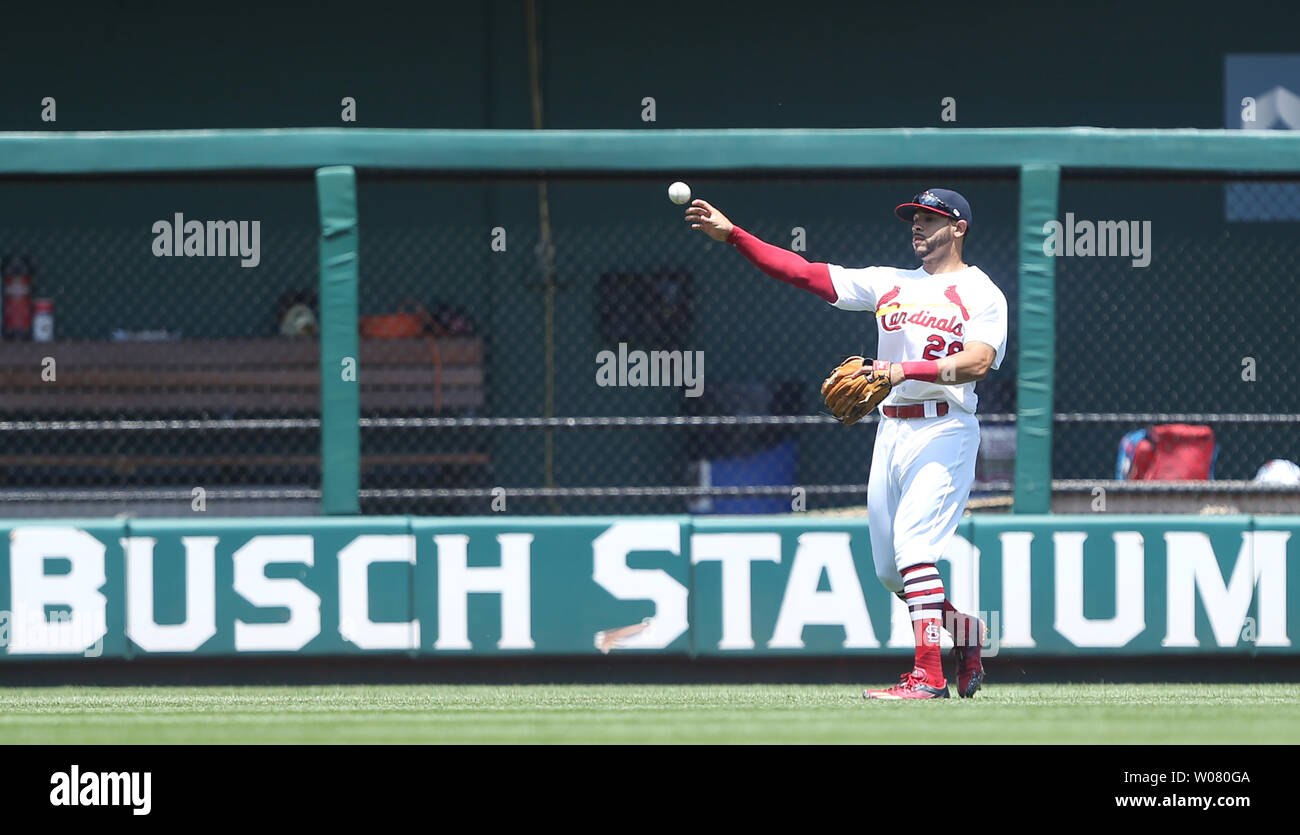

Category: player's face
[910, 210, 956, 259]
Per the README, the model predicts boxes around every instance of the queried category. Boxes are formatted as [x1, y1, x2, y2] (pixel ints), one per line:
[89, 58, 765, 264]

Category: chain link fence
[0, 176, 323, 516]
[354, 175, 1020, 516]
[1054, 175, 1300, 500]
[0, 172, 1025, 518]
[11, 168, 1296, 518]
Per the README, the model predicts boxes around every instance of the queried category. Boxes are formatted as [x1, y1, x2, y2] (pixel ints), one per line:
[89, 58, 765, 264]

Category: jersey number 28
[922, 335, 963, 361]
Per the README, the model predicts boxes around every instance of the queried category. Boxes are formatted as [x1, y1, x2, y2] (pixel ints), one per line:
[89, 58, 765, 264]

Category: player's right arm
[686, 199, 838, 304]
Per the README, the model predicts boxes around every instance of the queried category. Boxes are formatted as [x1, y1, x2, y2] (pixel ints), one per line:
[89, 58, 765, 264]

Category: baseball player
[686, 188, 1006, 699]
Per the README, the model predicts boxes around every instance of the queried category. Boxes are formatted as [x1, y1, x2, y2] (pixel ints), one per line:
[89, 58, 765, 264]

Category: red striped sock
[902, 563, 946, 683]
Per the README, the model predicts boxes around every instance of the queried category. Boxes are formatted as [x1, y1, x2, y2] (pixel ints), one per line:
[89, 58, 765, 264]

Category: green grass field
[2, 683, 1298, 744]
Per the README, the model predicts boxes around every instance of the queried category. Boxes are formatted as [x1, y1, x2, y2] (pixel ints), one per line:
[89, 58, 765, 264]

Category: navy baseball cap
[894, 188, 972, 227]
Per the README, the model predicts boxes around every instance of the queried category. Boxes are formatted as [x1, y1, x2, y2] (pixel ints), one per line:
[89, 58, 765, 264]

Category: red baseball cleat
[862, 668, 950, 700]
[950, 616, 987, 699]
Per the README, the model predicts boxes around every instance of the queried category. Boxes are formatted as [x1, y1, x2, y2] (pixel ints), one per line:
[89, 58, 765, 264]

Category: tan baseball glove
[821, 356, 892, 425]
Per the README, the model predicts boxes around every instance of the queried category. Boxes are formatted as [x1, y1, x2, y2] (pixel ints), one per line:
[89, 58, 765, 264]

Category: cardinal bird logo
[876, 285, 902, 313]
[944, 285, 970, 321]
[876, 285, 905, 331]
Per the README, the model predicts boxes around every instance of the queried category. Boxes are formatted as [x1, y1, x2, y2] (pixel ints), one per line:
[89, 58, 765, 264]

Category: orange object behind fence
[359, 299, 448, 411]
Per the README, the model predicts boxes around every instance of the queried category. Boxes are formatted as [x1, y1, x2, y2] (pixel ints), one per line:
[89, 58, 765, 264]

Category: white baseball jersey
[826, 264, 1008, 414]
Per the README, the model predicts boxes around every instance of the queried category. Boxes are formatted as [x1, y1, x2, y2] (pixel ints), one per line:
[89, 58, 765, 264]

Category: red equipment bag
[1121, 423, 1216, 480]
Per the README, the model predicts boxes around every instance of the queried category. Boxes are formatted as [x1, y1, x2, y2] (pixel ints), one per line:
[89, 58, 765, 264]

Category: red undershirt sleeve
[726, 226, 837, 304]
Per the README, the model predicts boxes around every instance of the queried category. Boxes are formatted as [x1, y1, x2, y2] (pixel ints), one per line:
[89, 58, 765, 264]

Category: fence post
[1014, 164, 1059, 513]
[316, 165, 361, 515]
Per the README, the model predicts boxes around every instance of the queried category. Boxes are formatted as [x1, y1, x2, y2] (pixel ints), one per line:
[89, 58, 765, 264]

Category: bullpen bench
[0, 336, 488, 488]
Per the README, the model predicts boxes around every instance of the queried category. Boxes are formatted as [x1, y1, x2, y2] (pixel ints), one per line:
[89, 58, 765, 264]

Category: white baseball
[668, 181, 692, 205]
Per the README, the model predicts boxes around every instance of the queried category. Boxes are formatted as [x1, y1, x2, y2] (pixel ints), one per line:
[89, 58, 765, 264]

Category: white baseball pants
[867, 409, 980, 593]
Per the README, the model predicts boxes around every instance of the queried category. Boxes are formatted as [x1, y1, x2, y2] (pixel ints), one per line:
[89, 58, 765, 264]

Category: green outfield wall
[2, 514, 1294, 660]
